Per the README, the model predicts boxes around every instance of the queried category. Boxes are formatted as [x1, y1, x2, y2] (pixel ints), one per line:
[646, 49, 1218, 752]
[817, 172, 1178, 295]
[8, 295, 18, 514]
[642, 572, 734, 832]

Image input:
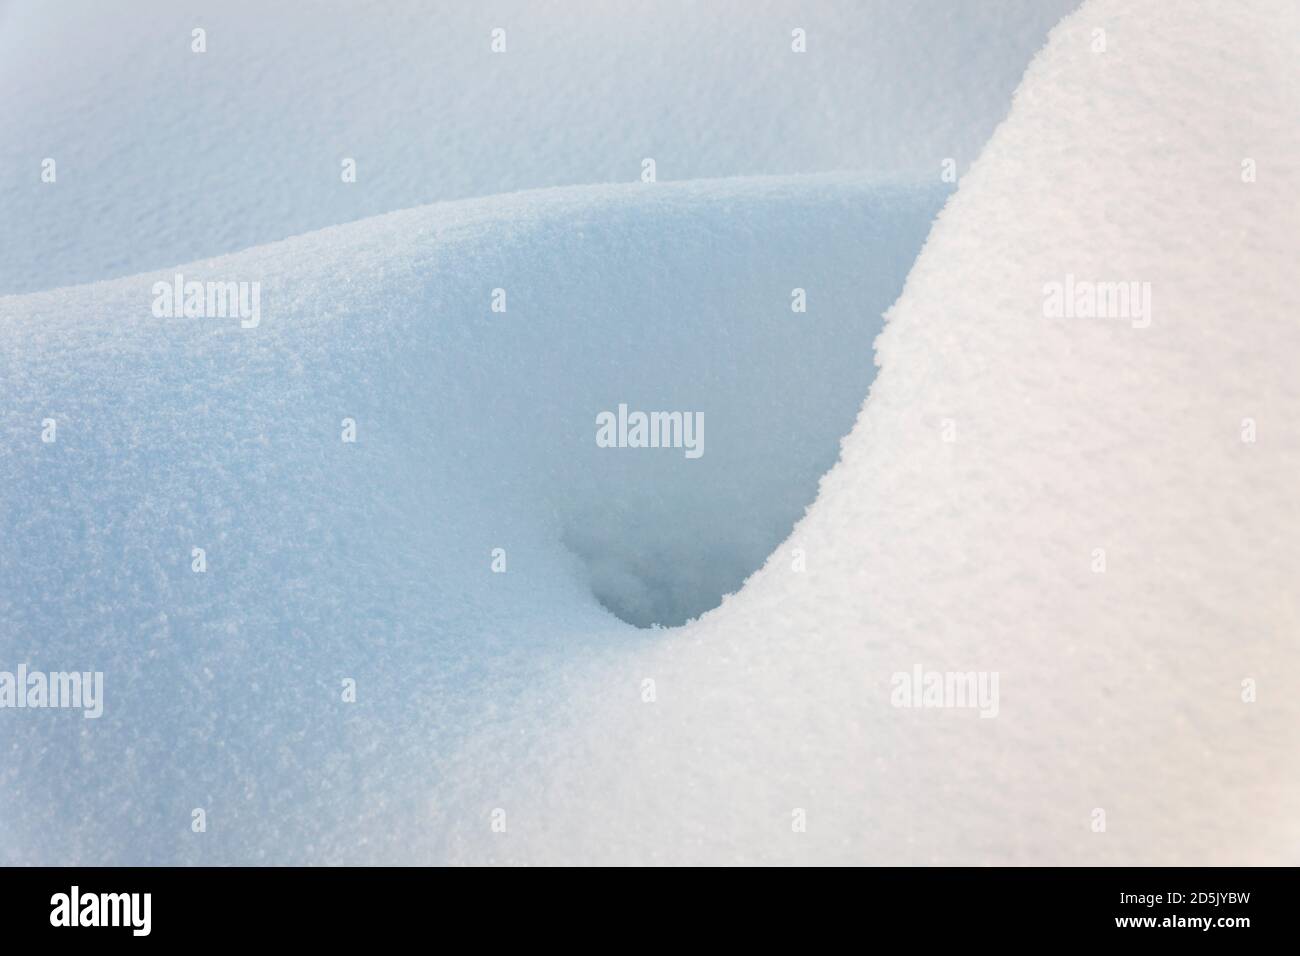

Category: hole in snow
[549, 182, 946, 628]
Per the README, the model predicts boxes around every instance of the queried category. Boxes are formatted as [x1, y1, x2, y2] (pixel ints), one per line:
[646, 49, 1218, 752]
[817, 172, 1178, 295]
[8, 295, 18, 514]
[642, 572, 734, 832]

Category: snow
[422, 0, 1299, 865]
[2, 0, 1297, 865]
[0, 174, 945, 862]
[0, 0, 1076, 295]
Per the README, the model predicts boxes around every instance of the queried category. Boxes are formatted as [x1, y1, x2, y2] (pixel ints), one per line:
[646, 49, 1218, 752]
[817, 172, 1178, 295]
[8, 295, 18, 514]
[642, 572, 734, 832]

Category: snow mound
[416, 0, 1300, 865]
[0, 173, 944, 863]
[0, 0, 1077, 293]
[4, 0, 1294, 867]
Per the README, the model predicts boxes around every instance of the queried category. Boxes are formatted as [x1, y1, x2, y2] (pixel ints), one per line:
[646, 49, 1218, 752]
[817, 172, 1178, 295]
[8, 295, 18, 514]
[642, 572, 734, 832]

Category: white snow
[417, 0, 1300, 865]
[0, 173, 945, 862]
[2, 0, 1296, 865]
[0, 0, 1076, 294]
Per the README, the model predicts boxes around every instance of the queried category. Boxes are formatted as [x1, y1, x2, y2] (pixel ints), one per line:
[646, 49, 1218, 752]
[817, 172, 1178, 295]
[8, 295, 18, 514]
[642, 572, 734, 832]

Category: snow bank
[3, 0, 1294, 866]
[418, 0, 1300, 865]
[0, 0, 1076, 293]
[0, 174, 943, 863]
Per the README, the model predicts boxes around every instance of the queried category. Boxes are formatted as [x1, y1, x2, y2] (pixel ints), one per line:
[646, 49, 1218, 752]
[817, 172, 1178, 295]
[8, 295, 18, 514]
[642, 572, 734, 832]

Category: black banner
[0, 867, 1286, 943]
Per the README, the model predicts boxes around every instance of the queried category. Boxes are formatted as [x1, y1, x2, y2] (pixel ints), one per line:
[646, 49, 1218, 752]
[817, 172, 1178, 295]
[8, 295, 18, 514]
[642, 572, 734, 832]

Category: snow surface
[2, 0, 1298, 865]
[419, 0, 1300, 865]
[0, 174, 945, 863]
[0, 0, 1077, 294]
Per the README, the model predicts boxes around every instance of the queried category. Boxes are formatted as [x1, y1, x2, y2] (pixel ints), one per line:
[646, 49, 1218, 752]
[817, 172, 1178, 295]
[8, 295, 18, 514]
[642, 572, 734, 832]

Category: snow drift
[2, 0, 1296, 866]
[0, 0, 1078, 294]
[0, 174, 944, 863]
[420, 0, 1300, 865]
